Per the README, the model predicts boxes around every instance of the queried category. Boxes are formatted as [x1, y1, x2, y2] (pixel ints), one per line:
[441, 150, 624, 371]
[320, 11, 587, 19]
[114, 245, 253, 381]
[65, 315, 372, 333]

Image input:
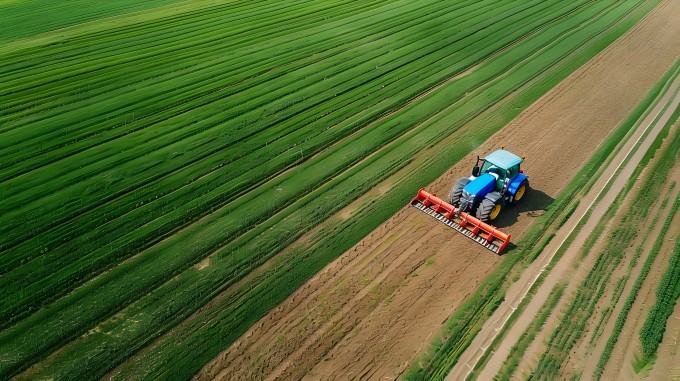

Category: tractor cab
[472, 149, 523, 194]
[446, 148, 529, 223]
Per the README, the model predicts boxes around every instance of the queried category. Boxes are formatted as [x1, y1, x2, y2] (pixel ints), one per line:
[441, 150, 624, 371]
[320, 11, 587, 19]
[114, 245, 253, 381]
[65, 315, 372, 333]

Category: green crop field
[0, 0, 663, 379]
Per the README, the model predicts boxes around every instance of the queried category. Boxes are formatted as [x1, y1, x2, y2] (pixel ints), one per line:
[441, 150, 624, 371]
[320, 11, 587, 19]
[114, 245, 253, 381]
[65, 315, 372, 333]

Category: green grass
[0, 0, 189, 41]
[0, 0, 666, 379]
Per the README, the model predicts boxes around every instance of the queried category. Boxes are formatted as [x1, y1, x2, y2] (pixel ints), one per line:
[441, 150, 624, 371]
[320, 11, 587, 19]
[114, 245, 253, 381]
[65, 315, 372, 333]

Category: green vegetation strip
[639, 236, 680, 362]
[0, 0, 189, 41]
[532, 104, 680, 379]
[495, 284, 566, 380]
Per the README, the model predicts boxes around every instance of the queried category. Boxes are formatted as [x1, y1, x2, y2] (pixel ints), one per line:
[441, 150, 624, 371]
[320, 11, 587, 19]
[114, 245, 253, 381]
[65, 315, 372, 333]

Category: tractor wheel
[448, 177, 470, 207]
[476, 197, 503, 222]
[511, 180, 529, 204]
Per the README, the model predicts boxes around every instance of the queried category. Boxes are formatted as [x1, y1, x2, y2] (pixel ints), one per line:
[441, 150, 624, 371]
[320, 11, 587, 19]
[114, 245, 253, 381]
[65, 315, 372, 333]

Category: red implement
[410, 188, 510, 254]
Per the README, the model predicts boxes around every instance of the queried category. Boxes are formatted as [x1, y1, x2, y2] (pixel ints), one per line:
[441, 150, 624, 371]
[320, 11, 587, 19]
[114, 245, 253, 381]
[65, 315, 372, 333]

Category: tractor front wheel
[511, 179, 529, 204]
[476, 197, 503, 222]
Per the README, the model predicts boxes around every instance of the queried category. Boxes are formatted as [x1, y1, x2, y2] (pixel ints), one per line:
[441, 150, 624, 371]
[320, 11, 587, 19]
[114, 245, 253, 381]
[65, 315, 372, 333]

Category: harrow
[410, 188, 511, 254]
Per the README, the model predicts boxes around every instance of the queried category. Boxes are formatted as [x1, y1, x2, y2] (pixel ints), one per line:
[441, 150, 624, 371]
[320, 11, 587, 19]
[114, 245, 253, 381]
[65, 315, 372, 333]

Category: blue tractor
[448, 148, 529, 222]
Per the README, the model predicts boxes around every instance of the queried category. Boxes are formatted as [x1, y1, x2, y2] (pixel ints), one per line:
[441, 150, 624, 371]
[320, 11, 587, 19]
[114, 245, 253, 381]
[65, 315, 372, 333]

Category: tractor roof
[484, 149, 523, 169]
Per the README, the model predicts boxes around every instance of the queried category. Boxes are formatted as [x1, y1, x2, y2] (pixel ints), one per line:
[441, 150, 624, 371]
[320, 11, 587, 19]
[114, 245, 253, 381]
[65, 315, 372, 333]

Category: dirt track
[197, 1, 680, 379]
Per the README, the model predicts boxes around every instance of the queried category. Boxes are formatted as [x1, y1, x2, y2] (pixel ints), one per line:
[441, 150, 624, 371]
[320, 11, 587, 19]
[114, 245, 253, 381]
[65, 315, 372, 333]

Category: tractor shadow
[493, 187, 555, 229]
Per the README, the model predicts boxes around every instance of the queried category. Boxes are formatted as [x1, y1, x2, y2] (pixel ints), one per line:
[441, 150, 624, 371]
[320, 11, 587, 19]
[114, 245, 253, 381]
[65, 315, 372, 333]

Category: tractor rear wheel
[448, 177, 470, 207]
[511, 179, 529, 204]
[476, 197, 503, 222]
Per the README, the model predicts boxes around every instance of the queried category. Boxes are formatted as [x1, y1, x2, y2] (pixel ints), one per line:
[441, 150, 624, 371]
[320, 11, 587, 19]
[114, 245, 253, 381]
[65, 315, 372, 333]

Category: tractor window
[481, 160, 494, 174]
[507, 165, 519, 180]
[483, 161, 505, 179]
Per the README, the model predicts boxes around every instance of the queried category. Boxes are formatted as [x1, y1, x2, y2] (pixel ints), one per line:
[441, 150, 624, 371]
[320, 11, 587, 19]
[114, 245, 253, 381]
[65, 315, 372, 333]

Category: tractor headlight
[462, 190, 474, 200]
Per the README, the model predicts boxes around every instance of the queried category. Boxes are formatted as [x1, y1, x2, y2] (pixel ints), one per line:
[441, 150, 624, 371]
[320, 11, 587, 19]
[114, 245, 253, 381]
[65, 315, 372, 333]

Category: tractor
[448, 148, 528, 222]
[410, 148, 528, 254]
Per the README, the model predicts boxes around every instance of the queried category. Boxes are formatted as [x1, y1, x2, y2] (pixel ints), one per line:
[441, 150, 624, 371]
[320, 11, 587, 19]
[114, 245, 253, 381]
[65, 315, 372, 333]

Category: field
[1, 0, 680, 380]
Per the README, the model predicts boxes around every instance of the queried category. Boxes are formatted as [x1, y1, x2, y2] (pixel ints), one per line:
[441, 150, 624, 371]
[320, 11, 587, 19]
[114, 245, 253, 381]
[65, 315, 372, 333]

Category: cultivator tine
[410, 189, 511, 254]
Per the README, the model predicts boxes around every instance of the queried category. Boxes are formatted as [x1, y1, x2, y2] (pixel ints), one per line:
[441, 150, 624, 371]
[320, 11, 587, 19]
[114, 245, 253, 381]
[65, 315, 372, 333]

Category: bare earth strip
[454, 31, 680, 381]
[197, 1, 680, 380]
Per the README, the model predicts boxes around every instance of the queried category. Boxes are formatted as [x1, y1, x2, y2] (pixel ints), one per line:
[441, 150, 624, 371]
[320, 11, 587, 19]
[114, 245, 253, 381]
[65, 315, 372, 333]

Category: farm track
[0, 0, 675, 379]
[194, 1, 680, 379]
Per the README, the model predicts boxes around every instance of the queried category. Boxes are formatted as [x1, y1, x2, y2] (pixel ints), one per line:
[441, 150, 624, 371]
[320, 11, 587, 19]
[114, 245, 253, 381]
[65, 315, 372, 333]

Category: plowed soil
[197, 1, 680, 379]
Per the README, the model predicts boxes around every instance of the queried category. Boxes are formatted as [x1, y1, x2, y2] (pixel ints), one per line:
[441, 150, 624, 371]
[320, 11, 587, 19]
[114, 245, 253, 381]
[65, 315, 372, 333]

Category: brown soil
[459, 32, 680, 380]
[197, 1, 680, 380]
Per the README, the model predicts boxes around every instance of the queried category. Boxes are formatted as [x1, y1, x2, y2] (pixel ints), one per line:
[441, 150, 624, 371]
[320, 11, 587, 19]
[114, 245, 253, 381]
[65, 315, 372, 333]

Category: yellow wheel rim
[515, 185, 526, 201]
[490, 204, 501, 220]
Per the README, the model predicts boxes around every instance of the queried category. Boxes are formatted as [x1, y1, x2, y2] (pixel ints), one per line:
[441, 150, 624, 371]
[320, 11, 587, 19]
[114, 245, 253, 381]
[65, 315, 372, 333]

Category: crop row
[636, 104, 680, 365]
[591, 83, 680, 378]
[1, 0, 607, 378]
[639, 215, 680, 359]
[2, 0, 521, 319]
[0, 0, 427, 240]
[495, 284, 566, 381]
[0, 0, 191, 42]
[532, 95, 680, 379]
[2, 0, 652, 379]
[589, 277, 627, 346]
[587, 187, 668, 349]
[594, 191, 680, 379]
